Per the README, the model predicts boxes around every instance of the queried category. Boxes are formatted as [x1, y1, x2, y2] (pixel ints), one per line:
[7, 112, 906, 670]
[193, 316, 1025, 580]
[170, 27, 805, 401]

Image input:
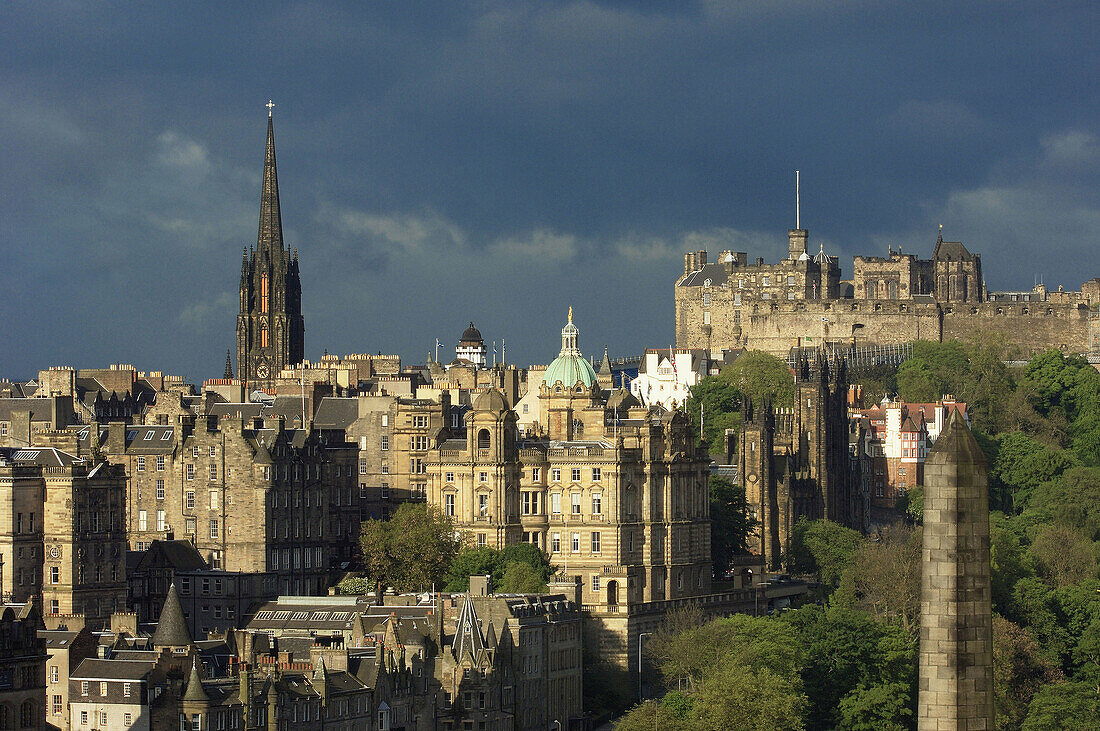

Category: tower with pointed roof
[918, 409, 994, 728]
[237, 106, 305, 387]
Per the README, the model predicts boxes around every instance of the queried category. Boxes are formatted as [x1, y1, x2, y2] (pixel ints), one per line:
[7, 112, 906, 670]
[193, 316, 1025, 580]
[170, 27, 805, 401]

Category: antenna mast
[796, 170, 801, 229]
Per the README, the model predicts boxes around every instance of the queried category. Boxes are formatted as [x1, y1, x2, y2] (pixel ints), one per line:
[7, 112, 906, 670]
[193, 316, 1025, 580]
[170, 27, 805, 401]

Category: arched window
[19, 701, 34, 729]
[606, 580, 618, 607]
[0, 704, 10, 730]
[477, 429, 491, 450]
[260, 272, 270, 313]
[261, 324, 269, 348]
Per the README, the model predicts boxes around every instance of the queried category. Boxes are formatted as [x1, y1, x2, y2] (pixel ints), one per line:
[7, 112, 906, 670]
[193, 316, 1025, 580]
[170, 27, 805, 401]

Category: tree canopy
[787, 518, 865, 587]
[444, 542, 554, 593]
[686, 375, 741, 458]
[358, 502, 459, 591]
[720, 350, 795, 408]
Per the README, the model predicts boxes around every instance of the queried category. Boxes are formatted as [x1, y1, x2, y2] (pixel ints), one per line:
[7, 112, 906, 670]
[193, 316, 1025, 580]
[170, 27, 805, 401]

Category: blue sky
[2, 1, 1097, 381]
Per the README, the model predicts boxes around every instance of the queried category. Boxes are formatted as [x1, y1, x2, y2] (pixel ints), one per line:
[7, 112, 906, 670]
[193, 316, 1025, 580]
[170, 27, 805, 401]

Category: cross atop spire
[266, 99, 275, 117]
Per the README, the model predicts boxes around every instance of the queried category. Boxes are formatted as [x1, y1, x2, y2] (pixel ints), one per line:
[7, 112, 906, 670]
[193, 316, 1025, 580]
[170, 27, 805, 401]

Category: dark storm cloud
[2, 1, 1097, 379]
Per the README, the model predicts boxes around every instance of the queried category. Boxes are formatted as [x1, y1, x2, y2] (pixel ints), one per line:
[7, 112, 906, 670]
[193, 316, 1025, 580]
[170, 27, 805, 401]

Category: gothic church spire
[256, 114, 284, 252]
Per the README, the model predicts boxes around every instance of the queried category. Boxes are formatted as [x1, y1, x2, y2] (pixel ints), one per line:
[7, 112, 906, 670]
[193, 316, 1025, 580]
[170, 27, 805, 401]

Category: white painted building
[630, 349, 707, 410]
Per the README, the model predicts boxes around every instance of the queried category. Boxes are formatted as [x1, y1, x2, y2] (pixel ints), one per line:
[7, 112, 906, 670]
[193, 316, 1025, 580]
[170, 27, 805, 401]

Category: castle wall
[678, 284, 1094, 357]
[676, 293, 943, 357]
[941, 302, 1092, 355]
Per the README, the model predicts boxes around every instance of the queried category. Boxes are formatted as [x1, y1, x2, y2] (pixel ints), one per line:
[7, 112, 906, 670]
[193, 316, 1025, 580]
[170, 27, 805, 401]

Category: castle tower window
[702, 292, 711, 306]
[477, 429, 491, 449]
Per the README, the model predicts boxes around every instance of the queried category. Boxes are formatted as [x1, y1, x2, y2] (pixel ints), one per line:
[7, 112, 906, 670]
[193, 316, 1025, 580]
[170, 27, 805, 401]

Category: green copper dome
[543, 307, 597, 389]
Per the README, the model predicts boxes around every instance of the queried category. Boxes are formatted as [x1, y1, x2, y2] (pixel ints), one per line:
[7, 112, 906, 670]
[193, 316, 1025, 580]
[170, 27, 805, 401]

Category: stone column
[918, 410, 994, 729]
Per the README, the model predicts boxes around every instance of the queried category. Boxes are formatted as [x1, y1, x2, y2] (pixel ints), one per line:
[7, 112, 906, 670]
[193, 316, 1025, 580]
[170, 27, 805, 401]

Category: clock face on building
[48, 545, 62, 559]
[257, 362, 270, 378]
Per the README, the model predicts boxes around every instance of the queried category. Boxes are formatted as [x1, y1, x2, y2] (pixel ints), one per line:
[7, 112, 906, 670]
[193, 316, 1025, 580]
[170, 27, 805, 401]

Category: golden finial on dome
[568, 306, 573, 323]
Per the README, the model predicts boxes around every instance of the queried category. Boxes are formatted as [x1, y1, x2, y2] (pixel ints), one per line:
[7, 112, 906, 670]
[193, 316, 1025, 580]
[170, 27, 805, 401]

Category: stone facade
[97, 413, 357, 596]
[918, 411, 994, 730]
[677, 229, 1097, 358]
[738, 353, 862, 570]
[237, 113, 305, 387]
[0, 603, 47, 731]
[0, 443, 128, 627]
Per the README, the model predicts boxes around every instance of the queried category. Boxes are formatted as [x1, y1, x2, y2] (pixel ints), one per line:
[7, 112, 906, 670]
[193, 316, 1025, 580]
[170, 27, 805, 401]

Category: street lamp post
[638, 631, 654, 701]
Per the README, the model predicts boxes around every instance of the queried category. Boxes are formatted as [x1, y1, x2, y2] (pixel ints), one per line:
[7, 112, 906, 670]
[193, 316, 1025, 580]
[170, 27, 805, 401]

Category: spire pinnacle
[266, 99, 275, 117]
[224, 350, 233, 379]
[256, 111, 284, 252]
[568, 306, 573, 324]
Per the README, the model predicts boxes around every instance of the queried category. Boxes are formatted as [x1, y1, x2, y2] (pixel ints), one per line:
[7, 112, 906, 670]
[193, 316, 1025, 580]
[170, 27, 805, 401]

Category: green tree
[359, 503, 459, 591]
[781, 605, 917, 730]
[1027, 467, 1100, 540]
[444, 546, 500, 591]
[1026, 524, 1098, 589]
[721, 350, 795, 408]
[691, 665, 807, 731]
[992, 431, 1078, 509]
[990, 513, 1033, 614]
[497, 561, 548, 593]
[1021, 681, 1100, 730]
[835, 682, 913, 731]
[1020, 349, 1095, 422]
[896, 340, 970, 404]
[1009, 578, 1075, 668]
[835, 524, 921, 636]
[710, 476, 758, 575]
[444, 542, 554, 592]
[686, 375, 741, 458]
[634, 614, 808, 731]
[614, 699, 689, 731]
[895, 485, 923, 523]
[993, 614, 1064, 730]
[651, 614, 803, 692]
[787, 518, 865, 587]
[334, 574, 371, 595]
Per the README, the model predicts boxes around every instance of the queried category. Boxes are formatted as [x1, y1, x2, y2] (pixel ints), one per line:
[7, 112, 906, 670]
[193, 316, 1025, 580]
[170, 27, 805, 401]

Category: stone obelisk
[918, 409, 994, 729]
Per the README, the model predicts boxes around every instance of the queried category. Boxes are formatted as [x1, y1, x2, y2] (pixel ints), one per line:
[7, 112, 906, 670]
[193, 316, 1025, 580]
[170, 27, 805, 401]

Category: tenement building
[676, 226, 1099, 357]
[106, 414, 357, 596]
[0, 442, 128, 627]
[237, 108, 305, 387]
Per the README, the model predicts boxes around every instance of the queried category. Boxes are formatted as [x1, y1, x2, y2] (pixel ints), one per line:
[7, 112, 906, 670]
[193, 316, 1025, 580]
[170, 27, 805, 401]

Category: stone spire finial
[256, 113, 284, 252]
[224, 350, 234, 379]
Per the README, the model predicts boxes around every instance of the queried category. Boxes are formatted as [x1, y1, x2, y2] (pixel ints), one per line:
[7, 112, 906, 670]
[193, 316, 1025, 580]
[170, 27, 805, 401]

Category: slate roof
[1, 446, 82, 467]
[134, 540, 208, 573]
[183, 658, 210, 702]
[453, 594, 486, 662]
[151, 584, 193, 647]
[932, 239, 977, 262]
[678, 262, 730, 288]
[71, 659, 155, 681]
[313, 398, 359, 430]
[41, 630, 81, 647]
